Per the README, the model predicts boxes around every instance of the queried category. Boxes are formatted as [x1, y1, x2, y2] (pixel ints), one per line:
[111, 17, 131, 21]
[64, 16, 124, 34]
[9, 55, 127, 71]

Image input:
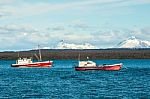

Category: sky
[0, 0, 150, 51]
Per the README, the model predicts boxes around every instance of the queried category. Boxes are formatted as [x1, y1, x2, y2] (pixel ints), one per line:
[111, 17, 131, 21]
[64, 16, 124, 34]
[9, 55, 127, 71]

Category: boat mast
[34, 53, 40, 61]
[38, 45, 42, 61]
[17, 52, 20, 58]
[78, 54, 80, 61]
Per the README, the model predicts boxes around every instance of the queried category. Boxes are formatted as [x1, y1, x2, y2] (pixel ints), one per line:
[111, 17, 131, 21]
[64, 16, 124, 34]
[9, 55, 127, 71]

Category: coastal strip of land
[0, 49, 150, 60]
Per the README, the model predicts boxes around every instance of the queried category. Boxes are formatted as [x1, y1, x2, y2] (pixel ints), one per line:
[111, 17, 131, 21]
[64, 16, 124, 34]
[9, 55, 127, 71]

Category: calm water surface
[0, 59, 150, 99]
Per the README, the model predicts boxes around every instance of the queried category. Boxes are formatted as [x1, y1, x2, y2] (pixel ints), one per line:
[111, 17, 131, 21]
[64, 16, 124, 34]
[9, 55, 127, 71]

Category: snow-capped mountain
[32, 46, 52, 50]
[56, 40, 97, 49]
[116, 36, 150, 48]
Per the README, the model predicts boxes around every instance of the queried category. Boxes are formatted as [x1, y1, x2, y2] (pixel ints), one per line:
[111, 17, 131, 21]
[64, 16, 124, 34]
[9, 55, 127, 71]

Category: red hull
[75, 64, 122, 71]
[11, 61, 53, 68]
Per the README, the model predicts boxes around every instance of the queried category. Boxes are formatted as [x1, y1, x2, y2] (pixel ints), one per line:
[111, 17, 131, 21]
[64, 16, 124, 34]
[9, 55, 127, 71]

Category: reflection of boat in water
[11, 45, 53, 68]
[75, 58, 122, 71]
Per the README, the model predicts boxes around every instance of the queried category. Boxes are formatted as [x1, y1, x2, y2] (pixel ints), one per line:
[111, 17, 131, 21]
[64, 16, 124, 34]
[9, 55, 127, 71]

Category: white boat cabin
[78, 61, 96, 67]
[16, 58, 33, 64]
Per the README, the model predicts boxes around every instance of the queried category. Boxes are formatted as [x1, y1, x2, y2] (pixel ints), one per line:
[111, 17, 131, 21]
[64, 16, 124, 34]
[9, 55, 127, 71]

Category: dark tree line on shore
[0, 49, 150, 60]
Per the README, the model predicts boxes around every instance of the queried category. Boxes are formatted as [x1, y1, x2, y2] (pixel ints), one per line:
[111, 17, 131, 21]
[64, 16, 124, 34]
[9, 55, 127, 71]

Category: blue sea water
[0, 59, 150, 99]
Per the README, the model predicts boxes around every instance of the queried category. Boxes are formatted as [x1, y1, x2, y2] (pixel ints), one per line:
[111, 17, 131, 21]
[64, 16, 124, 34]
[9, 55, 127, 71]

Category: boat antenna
[78, 54, 80, 61]
[87, 57, 89, 60]
[38, 44, 42, 61]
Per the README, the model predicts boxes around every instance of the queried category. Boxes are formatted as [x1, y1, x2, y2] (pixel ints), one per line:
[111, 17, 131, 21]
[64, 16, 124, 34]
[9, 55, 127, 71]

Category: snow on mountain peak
[56, 40, 97, 49]
[116, 36, 150, 48]
[129, 36, 136, 40]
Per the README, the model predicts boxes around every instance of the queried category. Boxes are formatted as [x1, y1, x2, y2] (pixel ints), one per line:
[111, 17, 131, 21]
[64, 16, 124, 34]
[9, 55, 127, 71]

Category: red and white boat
[11, 45, 53, 68]
[75, 61, 122, 71]
[11, 58, 53, 68]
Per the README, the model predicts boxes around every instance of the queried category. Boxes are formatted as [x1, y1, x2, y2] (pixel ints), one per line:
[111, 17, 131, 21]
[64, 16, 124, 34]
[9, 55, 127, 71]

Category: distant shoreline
[0, 49, 150, 60]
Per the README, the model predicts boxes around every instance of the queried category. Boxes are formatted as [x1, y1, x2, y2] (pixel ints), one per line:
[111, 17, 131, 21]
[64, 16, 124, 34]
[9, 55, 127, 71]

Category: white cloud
[0, 24, 38, 33]
[1, 0, 150, 18]
[69, 20, 92, 30]
[0, 24, 40, 50]
[0, 0, 15, 4]
[130, 27, 150, 40]
[0, 22, 150, 50]
[62, 34, 94, 42]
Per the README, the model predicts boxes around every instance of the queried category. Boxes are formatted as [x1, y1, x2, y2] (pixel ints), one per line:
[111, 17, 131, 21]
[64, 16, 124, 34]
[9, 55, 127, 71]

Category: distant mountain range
[115, 36, 150, 48]
[57, 37, 150, 49]
[32, 37, 150, 50]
